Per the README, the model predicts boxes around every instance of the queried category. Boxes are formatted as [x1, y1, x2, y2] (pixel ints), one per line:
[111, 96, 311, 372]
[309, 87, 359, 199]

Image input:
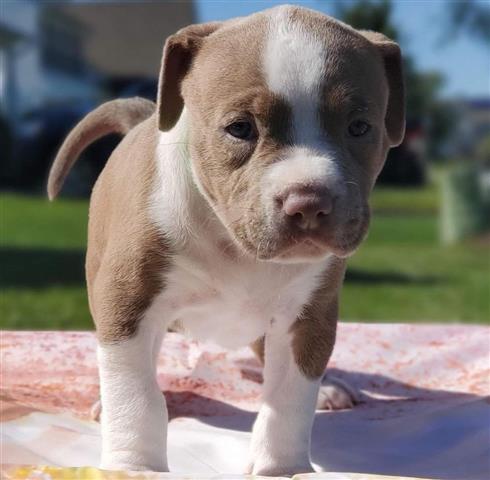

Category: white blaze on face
[263, 147, 344, 196]
[264, 6, 326, 146]
[262, 7, 344, 201]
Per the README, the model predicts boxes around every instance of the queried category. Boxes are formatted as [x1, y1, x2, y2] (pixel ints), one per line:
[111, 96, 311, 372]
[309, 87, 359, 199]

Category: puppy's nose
[279, 186, 333, 229]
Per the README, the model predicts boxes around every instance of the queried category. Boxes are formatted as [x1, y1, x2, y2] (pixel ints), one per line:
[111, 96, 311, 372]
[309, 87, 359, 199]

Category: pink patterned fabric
[2, 325, 488, 417]
[1, 324, 489, 479]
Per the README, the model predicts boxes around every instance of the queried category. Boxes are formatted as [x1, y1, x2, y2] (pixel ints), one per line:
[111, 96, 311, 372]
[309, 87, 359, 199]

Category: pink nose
[279, 186, 333, 229]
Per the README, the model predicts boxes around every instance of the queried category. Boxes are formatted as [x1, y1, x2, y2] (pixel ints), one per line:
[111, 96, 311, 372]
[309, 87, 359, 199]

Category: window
[40, 8, 85, 75]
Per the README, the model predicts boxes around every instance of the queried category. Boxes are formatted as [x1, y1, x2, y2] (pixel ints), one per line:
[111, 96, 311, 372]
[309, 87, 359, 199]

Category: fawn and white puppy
[48, 5, 404, 476]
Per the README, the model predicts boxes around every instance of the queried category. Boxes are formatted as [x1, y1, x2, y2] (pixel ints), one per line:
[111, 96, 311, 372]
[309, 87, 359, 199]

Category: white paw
[100, 462, 166, 472]
[316, 375, 359, 410]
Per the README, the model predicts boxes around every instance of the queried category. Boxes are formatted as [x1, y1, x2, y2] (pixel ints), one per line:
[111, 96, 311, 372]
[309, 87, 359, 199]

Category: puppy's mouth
[254, 211, 370, 263]
[268, 232, 361, 262]
[273, 237, 330, 262]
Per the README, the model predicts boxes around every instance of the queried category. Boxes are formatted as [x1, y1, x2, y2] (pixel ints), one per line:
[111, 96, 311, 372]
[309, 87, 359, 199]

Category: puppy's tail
[47, 97, 155, 200]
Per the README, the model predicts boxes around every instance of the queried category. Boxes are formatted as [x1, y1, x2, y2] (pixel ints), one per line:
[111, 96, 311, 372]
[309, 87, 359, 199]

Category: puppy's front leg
[250, 287, 338, 476]
[98, 319, 168, 472]
[249, 328, 320, 475]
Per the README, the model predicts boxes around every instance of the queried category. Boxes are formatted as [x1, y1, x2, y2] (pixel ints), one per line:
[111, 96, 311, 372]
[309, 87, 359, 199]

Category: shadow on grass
[0, 246, 444, 288]
[346, 268, 442, 285]
[0, 247, 85, 288]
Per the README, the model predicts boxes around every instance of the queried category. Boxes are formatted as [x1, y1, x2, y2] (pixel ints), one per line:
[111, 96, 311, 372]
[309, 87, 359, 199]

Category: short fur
[48, 5, 404, 475]
[86, 117, 171, 343]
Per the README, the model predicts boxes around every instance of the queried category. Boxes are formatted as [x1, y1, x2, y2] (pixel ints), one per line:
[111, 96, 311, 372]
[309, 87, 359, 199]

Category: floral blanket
[1, 324, 489, 479]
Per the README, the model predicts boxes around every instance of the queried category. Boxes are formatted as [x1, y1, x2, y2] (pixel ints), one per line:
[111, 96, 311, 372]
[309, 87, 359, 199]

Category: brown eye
[225, 120, 256, 140]
[348, 120, 371, 137]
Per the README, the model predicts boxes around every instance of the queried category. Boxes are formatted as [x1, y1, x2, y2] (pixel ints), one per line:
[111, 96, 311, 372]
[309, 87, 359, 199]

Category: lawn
[1, 185, 488, 330]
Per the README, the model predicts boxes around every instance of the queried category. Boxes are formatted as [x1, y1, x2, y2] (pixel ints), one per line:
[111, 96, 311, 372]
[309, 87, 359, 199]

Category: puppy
[48, 5, 404, 475]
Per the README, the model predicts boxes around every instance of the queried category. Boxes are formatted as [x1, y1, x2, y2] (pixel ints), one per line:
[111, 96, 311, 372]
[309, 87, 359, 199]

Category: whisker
[344, 181, 359, 187]
[159, 141, 191, 146]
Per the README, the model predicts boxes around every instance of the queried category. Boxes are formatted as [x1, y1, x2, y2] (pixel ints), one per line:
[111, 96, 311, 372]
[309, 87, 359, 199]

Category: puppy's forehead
[193, 15, 268, 96]
[192, 6, 382, 117]
[265, 7, 329, 96]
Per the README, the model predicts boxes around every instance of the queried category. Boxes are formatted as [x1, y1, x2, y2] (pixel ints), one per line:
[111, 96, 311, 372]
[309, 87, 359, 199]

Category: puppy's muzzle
[275, 184, 334, 231]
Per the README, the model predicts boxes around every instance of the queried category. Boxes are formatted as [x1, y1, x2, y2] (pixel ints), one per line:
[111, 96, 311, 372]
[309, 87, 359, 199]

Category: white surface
[3, 394, 490, 479]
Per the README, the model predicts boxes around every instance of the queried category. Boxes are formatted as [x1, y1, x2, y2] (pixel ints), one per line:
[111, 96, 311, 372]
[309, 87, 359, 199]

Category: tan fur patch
[157, 22, 223, 132]
[359, 30, 405, 146]
[290, 257, 346, 379]
[86, 116, 171, 343]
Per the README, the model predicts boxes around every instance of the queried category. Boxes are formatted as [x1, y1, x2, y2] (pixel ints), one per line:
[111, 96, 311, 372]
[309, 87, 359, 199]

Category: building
[60, 1, 196, 79]
[1, 0, 99, 129]
[1, 0, 196, 191]
[1, 0, 196, 128]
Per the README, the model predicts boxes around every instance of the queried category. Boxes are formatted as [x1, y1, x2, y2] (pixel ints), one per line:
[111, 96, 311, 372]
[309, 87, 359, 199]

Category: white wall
[2, 1, 42, 119]
[2, 1, 101, 126]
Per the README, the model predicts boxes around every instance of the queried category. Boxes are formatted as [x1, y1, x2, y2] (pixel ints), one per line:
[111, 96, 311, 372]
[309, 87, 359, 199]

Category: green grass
[342, 217, 489, 322]
[1, 187, 489, 330]
[370, 184, 439, 214]
[2, 194, 88, 248]
[1, 194, 90, 329]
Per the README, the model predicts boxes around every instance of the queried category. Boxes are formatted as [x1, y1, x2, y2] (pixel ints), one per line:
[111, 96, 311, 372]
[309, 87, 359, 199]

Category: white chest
[156, 252, 326, 349]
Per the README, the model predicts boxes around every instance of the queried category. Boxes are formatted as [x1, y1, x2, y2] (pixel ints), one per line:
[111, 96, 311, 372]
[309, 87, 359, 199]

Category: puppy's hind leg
[251, 337, 358, 411]
[316, 373, 359, 410]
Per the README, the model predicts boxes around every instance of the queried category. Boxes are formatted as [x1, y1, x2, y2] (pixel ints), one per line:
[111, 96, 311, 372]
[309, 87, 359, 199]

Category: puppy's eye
[225, 120, 255, 140]
[348, 120, 371, 137]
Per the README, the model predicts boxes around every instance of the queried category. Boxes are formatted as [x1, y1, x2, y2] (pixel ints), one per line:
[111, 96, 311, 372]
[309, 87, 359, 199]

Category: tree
[337, 0, 398, 41]
[446, 0, 490, 45]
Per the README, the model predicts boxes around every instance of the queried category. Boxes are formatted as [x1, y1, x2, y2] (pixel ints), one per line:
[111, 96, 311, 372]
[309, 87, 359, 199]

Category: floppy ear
[157, 22, 222, 132]
[360, 31, 406, 146]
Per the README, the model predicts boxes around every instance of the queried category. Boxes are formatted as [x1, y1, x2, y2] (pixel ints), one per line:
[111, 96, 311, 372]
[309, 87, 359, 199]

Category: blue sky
[195, 0, 490, 99]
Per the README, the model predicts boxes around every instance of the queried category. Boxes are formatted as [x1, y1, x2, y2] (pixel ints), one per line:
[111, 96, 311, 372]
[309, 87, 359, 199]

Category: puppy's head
[157, 6, 405, 263]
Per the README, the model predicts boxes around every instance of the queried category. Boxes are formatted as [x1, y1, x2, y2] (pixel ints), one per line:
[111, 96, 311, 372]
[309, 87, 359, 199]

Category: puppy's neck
[151, 111, 232, 255]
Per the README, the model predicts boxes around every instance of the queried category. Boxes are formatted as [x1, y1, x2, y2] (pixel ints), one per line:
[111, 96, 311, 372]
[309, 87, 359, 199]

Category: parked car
[6, 78, 158, 196]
